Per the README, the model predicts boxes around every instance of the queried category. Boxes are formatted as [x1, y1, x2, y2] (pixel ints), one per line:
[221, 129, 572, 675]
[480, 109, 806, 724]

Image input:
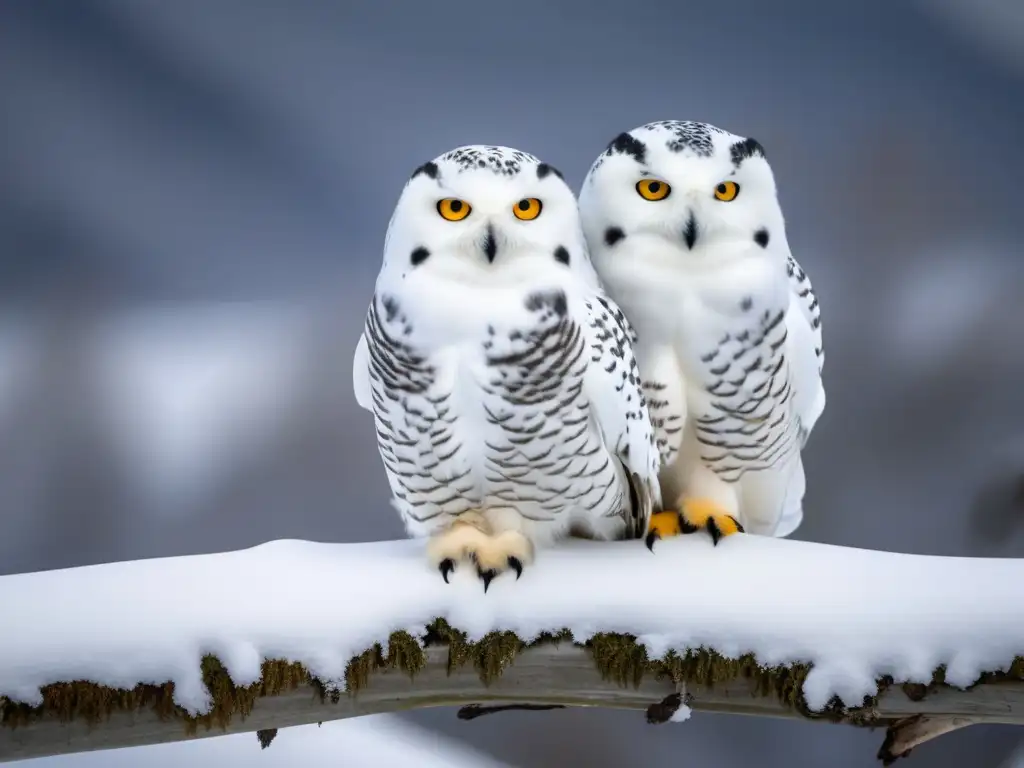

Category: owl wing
[767, 255, 825, 537]
[637, 344, 687, 472]
[352, 330, 373, 411]
[785, 254, 826, 444]
[578, 292, 664, 538]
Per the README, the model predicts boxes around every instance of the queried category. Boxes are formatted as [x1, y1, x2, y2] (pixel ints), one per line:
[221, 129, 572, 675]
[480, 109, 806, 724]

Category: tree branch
[0, 536, 1021, 764]
[2, 643, 1022, 764]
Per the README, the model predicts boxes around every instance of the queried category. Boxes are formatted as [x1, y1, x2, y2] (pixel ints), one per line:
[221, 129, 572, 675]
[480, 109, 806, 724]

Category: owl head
[578, 121, 788, 283]
[380, 145, 598, 289]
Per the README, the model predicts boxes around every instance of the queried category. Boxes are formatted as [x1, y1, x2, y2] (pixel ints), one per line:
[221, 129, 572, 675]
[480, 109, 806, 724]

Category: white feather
[351, 332, 372, 411]
[785, 256, 826, 441]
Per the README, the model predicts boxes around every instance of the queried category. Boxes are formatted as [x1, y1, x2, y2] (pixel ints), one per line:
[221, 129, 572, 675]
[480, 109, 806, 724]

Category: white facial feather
[578, 121, 825, 539]
[579, 122, 789, 317]
[379, 145, 600, 295]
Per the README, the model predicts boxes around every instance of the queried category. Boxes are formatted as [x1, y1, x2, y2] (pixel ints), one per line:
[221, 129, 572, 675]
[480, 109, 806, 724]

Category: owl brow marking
[536, 162, 564, 181]
[729, 138, 766, 167]
[606, 132, 647, 164]
[411, 161, 439, 180]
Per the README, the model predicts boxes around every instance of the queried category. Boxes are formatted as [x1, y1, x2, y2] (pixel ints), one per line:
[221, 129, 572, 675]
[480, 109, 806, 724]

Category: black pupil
[450, 200, 463, 212]
[648, 182, 661, 193]
[518, 199, 531, 211]
[717, 184, 727, 194]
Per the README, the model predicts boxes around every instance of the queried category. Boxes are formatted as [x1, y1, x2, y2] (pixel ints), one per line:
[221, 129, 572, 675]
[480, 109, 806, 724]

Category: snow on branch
[0, 536, 1022, 765]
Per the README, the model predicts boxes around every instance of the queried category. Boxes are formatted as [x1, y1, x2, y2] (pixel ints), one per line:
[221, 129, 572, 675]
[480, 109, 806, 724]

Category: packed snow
[12, 714, 517, 768]
[669, 702, 693, 723]
[0, 534, 1021, 716]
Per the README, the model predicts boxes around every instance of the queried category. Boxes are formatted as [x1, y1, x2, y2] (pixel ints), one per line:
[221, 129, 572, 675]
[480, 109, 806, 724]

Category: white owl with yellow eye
[353, 144, 661, 591]
[577, 121, 825, 547]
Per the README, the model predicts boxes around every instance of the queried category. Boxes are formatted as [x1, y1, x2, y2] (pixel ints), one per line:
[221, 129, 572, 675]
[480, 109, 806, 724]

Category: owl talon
[470, 532, 533, 591]
[644, 510, 682, 552]
[508, 556, 523, 579]
[439, 558, 455, 583]
[478, 568, 497, 592]
[680, 497, 744, 545]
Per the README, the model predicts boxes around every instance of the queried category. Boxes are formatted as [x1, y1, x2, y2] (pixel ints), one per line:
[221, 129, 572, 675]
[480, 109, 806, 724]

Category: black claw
[679, 514, 700, 535]
[645, 531, 659, 552]
[478, 568, 496, 592]
[707, 518, 722, 546]
[508, 556, 523, 579]
[439, 559, 455, 583]
[732, 517, 746, 534]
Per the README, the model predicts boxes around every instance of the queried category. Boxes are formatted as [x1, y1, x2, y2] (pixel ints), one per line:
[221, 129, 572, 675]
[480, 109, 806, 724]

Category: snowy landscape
[1, 1, 1023, 766]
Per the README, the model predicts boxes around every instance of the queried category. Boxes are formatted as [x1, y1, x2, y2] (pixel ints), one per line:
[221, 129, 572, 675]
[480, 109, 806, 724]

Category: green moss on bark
[1, 622, 1021, 736]
[588, 633, 828, 718]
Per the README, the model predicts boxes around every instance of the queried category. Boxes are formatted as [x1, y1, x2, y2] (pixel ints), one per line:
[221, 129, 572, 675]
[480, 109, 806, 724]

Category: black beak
[683, 211, 698, 250]
[482, 224, 497, 263]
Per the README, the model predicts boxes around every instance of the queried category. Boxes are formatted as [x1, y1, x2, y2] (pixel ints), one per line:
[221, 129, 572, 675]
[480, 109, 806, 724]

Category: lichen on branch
[2, 618, 1021, 736]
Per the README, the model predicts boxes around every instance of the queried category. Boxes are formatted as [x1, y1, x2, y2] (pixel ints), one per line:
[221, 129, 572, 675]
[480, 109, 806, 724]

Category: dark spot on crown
[730, 138, 766, 167]
[554, 245, 570, 265]
[536, 163, 564, 181]
[381, 295, 400, 322]
[754, 228, 770, 248]
[411, 161, 439, 180]
[604, 226, 625, 246]
[607, 132, 647, 164]
[410, 246, 430, 266]
[740, 296, 753, 311]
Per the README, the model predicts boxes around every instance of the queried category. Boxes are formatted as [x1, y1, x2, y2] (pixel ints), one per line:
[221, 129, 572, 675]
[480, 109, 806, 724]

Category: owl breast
[685, 304, 802, 483]
[365, 289, 628, 541]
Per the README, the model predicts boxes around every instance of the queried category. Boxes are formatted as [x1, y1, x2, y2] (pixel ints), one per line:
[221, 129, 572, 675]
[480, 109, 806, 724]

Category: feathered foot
[643, 511, 682, 551]
[467, 530, 534, 592]
[645, 498, 744, 551]
[426, 517, 533, 592]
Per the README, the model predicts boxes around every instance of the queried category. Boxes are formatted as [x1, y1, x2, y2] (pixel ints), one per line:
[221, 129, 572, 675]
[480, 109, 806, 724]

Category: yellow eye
[512, 197, 543, 221]
[437, 198, 471, 221]
[635, 178, 671, 201]
[713, 181, 740, 201]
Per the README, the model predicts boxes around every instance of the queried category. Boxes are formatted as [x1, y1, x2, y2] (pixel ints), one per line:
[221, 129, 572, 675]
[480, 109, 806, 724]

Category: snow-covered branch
[1, 536, 1021, 765]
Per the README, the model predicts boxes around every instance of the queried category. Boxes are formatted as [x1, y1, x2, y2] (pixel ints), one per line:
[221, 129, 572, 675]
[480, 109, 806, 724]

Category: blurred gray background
[1, 0, 1023, 765]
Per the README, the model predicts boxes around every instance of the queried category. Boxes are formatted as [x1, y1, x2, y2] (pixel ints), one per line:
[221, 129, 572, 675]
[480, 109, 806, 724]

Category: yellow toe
[646, 510, 682, 539]
[679, 497, 744, 544]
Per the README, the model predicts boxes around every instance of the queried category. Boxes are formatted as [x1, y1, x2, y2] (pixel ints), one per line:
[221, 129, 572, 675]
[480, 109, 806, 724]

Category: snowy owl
[352, 144, 662, 590]
[577, 121, 825, 548]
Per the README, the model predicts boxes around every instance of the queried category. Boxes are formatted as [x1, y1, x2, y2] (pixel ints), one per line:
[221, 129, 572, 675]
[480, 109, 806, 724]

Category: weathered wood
[3, 644, 1022, 764]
